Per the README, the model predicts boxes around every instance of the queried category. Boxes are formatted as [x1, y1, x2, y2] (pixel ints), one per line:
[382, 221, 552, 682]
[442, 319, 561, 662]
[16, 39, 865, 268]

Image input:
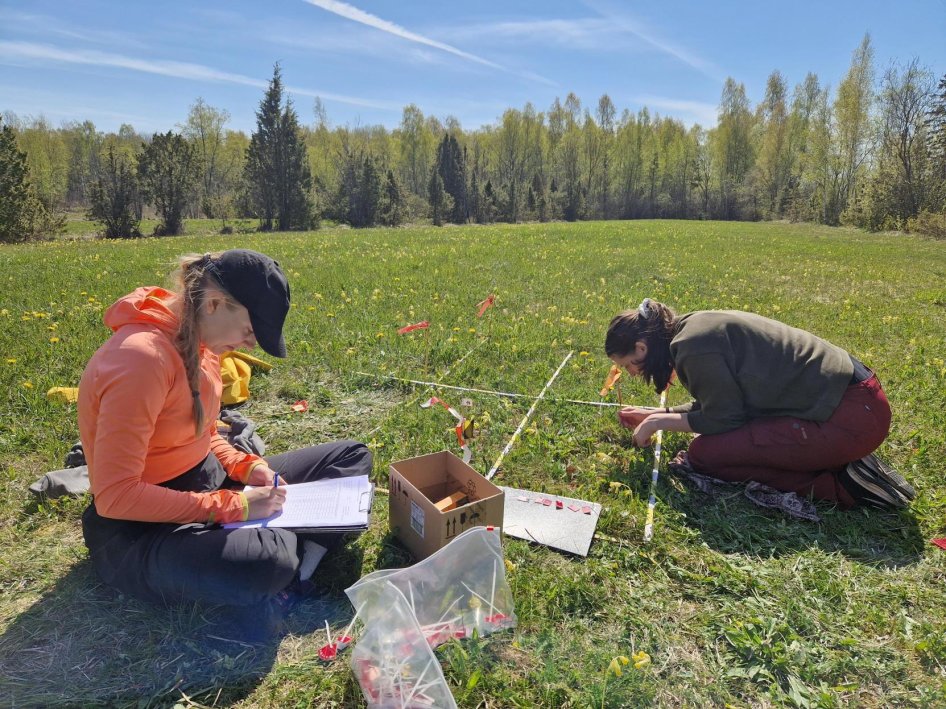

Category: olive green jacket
[668, 311, 854, 435]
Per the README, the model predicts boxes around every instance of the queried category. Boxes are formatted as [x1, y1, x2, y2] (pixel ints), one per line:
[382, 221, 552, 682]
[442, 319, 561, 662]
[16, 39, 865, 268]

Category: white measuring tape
[355, 371, 621, 408]
[486, 351, 574, 480]
[643, 388, 668, 543]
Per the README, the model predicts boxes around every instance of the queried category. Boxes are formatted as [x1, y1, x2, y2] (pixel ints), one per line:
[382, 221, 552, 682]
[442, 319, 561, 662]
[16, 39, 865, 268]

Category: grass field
[1, 220, 944, 707]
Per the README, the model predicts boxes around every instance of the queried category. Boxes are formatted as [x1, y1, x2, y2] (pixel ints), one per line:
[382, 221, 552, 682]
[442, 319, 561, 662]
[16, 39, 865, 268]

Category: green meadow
[1, 220, 944, 707]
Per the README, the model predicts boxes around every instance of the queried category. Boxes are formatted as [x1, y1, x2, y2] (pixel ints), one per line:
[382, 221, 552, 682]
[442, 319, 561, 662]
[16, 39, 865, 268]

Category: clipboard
[223, 475, 374, 530]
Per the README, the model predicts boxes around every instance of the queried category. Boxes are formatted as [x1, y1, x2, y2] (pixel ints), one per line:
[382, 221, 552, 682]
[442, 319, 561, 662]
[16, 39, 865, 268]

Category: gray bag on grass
[29, 465, 90, 500]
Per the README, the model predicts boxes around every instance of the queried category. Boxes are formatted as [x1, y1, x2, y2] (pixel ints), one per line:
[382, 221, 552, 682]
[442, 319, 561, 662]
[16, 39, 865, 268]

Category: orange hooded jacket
[78, 287, 261, 524]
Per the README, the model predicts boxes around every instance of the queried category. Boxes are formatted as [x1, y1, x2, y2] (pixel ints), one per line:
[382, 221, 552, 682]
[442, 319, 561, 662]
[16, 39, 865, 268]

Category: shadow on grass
[0, 543, 367, 707]
[657, 470, 925, 567]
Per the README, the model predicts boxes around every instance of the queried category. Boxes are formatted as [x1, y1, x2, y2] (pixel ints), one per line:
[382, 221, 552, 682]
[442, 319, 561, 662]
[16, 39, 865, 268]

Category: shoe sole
[865, 455, 916, 500]
[843, 460, 911, 508]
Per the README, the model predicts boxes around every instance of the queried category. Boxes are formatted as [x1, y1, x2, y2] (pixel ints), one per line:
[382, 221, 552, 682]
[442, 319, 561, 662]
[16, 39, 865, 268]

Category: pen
[273, 473, 280, 488]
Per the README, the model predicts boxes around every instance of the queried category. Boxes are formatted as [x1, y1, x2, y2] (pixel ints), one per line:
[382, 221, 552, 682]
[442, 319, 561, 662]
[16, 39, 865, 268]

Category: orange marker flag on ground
[397, 320, 430, 335]
[600, 365, 623, 397]
[476, 294, 496, 318]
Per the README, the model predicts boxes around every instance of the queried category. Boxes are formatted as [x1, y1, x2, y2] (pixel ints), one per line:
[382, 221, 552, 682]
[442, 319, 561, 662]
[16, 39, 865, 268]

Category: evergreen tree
[353, 155, 382, 227]
[926, 73, 946, 208]
[0, 117, 43, 243]
[380, 169, 407, 226]
[435, 133, 468, 222]
[244, 64, 313, 231]
[87, 145, 141, 238]
[483, 179, 500, 223]
[137, 131, 199, 235]
[469, 171, 483, 224]
[428, 169, 448, 226]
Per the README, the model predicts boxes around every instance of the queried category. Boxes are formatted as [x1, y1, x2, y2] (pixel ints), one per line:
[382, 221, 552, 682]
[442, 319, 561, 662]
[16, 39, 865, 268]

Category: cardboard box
[389, 450, 504, 560]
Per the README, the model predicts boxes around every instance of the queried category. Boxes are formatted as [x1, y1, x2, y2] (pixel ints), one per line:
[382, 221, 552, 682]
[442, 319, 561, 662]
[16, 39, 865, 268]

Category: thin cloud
[0, 9, 147, 50]
[446, 18, 617, 50]
[0, 41, 399, 111]
[436, 11, 721, 83]
[301, 0, 504, 70]
[583, 1, 724, 81]
[635, 95, 718, 126]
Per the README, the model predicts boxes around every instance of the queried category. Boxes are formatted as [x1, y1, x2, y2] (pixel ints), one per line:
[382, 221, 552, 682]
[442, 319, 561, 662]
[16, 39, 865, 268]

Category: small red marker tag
[542, 498, 552, 506]
[567, 504, 581, 512]
[555, 500, 564, 509]
[931, 538, 946, 551]
[581, 506, 592, 514]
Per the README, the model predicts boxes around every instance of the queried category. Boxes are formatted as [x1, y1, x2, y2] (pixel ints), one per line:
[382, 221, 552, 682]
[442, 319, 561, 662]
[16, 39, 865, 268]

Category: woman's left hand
[247, 462, 277, 486]
[632, 418, 661, 447]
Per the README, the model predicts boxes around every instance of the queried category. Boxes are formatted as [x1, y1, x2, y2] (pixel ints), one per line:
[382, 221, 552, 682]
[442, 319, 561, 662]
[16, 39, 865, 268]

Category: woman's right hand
[617, 406, 659, 429]
[243, 486, 287, 520]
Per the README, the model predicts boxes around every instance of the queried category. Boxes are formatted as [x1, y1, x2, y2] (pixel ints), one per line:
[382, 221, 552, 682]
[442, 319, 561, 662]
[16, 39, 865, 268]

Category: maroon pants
[687, 375, 891, 508]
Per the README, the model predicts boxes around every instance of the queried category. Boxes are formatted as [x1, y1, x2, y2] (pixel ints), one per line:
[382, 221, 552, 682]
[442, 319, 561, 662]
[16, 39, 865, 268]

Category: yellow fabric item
[47, 386, 80, 404]
[219, 350, 274, 405]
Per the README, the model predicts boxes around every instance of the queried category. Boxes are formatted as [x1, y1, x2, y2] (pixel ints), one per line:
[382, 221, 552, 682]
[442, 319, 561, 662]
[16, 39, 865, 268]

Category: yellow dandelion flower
[376, 332, 385, 338]
[468, 328, 476, 334]
[49, 337, 60, 343]
[579, 351, 590, 356]
[22, 381, 33, 389]
[504, 559, 516, 573]
[6, 358, 17, 364]
[0, 308, 8, 316]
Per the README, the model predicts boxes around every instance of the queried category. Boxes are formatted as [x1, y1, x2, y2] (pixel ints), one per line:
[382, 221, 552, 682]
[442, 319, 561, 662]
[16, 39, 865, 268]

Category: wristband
[244, 460, 265, 483]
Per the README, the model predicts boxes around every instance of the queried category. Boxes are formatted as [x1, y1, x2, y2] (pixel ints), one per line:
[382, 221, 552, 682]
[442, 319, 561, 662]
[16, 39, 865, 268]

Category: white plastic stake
[643, 388, 668, 542]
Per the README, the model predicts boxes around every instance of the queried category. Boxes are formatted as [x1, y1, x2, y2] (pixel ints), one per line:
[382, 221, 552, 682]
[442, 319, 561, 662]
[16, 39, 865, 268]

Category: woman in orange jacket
[79, 250, 371, 628]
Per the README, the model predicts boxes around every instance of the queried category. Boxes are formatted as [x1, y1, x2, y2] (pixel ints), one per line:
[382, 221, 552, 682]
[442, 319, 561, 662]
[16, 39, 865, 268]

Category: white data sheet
[223, 475, 373, 530]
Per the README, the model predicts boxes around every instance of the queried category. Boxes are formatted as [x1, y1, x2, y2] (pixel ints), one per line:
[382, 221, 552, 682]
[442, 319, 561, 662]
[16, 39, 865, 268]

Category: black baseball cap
[205, 249, 291, 358]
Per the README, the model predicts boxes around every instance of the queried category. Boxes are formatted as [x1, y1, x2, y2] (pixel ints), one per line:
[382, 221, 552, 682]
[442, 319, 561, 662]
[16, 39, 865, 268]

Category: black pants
[82, 440, 372, 607]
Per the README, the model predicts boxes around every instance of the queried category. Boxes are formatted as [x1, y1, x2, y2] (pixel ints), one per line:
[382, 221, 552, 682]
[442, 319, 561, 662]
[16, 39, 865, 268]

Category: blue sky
[1, 0, 944, 134]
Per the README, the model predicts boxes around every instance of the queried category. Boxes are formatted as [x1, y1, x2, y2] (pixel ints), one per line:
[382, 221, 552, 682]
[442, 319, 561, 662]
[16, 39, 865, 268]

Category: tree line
[2, 35, 945, 242]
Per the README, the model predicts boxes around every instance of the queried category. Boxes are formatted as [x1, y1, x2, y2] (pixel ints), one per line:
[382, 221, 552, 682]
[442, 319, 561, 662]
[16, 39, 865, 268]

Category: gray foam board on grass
[499, 486, 601, 556]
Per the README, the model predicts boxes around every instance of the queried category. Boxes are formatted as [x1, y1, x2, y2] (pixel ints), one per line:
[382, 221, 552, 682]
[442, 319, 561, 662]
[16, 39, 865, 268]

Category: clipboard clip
[359, 485, 376, 513]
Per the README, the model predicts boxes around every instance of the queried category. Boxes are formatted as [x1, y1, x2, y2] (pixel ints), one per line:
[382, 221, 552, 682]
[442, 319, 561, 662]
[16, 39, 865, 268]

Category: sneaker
[839, 454, 916, 509]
